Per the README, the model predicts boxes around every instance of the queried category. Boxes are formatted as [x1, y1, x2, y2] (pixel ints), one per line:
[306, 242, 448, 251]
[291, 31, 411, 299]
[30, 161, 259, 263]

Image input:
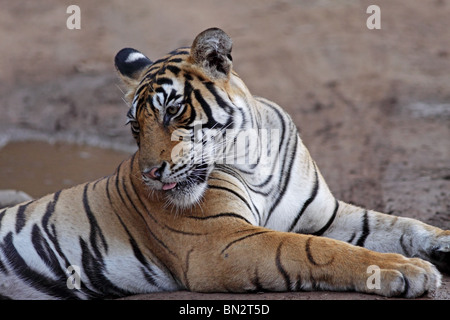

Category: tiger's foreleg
[184, 228, 441, 297]
[321, 201, 450, 273]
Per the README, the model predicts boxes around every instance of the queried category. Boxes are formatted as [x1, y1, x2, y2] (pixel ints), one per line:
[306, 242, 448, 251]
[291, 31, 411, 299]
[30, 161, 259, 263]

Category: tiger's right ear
[115, 48, 152, 94]
[190, 28, 233, 80]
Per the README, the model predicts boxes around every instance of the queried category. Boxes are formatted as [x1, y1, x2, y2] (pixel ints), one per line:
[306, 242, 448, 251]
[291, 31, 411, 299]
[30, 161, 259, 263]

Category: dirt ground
[0, 0, 448, 300]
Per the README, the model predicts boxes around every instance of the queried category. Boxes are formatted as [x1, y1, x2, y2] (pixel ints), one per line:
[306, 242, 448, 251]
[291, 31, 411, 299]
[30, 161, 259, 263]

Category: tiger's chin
[141, 179, 207, 209]
[164, 182, 207, 209]
[140, 162, 212, 209]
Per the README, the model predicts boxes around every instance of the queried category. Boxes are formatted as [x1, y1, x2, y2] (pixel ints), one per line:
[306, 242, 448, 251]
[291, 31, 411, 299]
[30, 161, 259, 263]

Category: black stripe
[83, 184, 108, 256]
[399, 234, 412, 257]
[347, 232, 356, 244]
[134, 83, 148, 101]
[355, 210, 370, 247]
[264, 133, 298, 225]
[142, 93, 155, 118]
[109, 202, 156, 274]
[105, 164, 163, 288]
[79, 237, 133, 298]
[163, 224, 206, 236]
[128, 236, 151, 269]
[193, 88, 218, 128]
[182, 249, 194, 291]
[32, 224, 68, 282]
[41, 191, 85, 279]
[145, 65, 160, 75]
[305, 236, 334, 266]
[114, 161, 133, 209]
[128, 240, 160, 288]
[310, 200, 339, 236]
[211, 167, 262, 223]
[15, 200, 34, 233]
[208, 172, 253, 193]
[249, 99, 288, 190]
[41, 190, 61, 235]
[141, 266, 159, 288]
[305, 237, 317, 265]
[252, 98, 290, 200]
[295, 274, 303, 291]
[186, 212, 251, 225]
[289, 163, 319, 232]
[167, 58, 183, 63]
[105, 175, 113, 203]
[126, 160, 178, 258]
[155, 87, 168, 106]
[1, 232, 80, 299]
[40, 190, 98, 298]
[169, 47, 190, 55]
[220, 231, 271, 255]
[0, 209, 6, 229]
[155, 77, 173, 86]
[250, 267, 264, 292]
[180, 78, 196, 126]
[184, 72, 193, 81]
[207, 185, 253, 213]
[166, 65, 181, 75]
[122, 158, 159, 227]
[256, 99, 287, 152]
[0, 258, 8, 275]
[203, 82, 234, 117]
[167, 88, 182, 105]
[92, 176, 105, 190]
[275, 241, 291, 291]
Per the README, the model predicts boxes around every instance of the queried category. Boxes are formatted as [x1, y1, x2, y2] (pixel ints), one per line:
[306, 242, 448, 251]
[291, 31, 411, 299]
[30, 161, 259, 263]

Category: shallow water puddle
[0, 141, 132, 198]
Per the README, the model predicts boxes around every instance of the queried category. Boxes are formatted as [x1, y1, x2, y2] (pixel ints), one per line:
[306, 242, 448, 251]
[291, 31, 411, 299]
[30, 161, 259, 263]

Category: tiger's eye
[166, 104, 180, 115]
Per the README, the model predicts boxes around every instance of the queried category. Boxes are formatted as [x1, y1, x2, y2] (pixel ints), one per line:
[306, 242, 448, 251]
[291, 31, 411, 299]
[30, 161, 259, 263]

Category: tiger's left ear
[190, 28, 233, 80]
[115, 48, 152, 101]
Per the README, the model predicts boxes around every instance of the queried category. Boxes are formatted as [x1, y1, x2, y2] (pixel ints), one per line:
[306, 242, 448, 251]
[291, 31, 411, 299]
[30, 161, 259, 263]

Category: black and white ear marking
[115, 48, 152, 84]
[190, 28, 233, 80]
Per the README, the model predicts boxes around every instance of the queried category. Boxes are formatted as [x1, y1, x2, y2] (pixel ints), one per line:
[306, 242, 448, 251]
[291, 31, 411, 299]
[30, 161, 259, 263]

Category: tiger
[0, 27, 448, 300]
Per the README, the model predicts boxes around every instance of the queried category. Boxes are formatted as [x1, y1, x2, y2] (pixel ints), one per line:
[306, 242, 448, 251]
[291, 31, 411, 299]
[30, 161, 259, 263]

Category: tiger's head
[115, 28, 251, 208]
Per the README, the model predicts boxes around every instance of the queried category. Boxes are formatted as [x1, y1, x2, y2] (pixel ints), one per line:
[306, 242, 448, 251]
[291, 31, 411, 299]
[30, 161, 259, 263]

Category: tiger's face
[115, 28, 248, 208]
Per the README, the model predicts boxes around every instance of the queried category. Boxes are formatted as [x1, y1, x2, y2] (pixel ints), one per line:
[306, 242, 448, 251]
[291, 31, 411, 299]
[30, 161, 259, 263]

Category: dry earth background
[0, 0, 448, 301]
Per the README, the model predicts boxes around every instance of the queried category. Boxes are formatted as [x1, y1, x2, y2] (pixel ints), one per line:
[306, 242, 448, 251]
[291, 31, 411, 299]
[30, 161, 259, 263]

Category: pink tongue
[162, 182, 177, 190]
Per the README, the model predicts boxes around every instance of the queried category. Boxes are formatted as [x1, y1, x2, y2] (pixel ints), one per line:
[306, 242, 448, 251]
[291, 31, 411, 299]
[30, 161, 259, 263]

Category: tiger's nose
[145, 167, 162, 180]
[144, 162, 169, 181]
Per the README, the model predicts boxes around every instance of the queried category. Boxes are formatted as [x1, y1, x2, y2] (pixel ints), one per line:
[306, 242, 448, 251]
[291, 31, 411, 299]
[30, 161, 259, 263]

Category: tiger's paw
[428, 230, 450, 274]
[367, 255, 442, 298]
